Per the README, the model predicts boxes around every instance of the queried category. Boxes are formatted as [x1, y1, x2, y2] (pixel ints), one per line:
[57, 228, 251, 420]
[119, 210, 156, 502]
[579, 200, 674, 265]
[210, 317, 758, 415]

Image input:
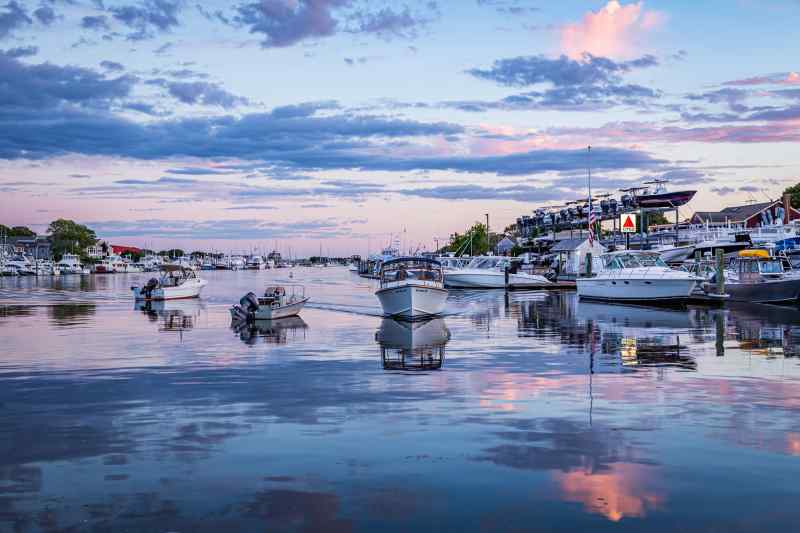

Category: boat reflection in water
[376, 318, 451, 370]
[233, 316, 308, 345]
[135, 299, 203, 334]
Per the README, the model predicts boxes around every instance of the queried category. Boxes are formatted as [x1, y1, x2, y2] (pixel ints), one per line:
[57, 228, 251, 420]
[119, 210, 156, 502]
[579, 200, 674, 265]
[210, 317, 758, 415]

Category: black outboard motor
[600, 199, 610, 214]
[621, 194, 633, 210]
[609, 198, 618, 213]
[240, 292, 260, 313]
[140, 277, 159, 299]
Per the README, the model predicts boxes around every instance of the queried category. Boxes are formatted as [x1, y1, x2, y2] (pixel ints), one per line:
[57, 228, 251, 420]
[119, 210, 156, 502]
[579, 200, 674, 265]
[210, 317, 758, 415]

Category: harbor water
[2, 267, 800, 531]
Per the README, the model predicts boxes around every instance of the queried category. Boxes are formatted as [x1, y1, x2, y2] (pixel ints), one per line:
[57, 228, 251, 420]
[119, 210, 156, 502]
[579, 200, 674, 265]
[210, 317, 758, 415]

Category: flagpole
[587, 145, 593, 241]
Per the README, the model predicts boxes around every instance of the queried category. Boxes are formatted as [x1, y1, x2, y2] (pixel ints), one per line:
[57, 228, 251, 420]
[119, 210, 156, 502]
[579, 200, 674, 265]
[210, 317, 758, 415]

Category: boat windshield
[604, 253, 667, 269]
[759, 260, 784, 274]
[466, 257, 507, 269]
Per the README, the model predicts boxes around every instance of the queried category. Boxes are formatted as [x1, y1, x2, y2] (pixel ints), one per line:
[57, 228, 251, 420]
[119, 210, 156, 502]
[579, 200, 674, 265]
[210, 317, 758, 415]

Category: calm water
[2, 268, 800, 532]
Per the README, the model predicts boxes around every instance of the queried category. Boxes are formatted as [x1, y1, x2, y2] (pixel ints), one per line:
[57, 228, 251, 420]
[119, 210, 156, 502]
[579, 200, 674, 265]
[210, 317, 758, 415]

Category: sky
[0, 0, 799, 257]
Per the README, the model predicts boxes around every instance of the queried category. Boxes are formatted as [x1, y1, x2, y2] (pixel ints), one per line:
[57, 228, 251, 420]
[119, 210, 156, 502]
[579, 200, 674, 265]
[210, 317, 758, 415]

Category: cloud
[33, 5, 56, 26]
[738, 185, 760, 193]
[467, 53, 658, 88]
[160, 80, 248, 108]
[560, 1, 665, 59]
[2, 45, 36, 57]
[223, 205, 278, 211]
[711, 186, 735, 195]
[0, 51, 136, 110]
[400, 183, 563, 203]
[464, 53, 660, 110]
[100, 60, 125, 72]
[110, 0, 183, 40]
[0, 1, 32, 40]
[234, 0, 348, 48]
[723, 72, 800, 87]
[166, 167, 237, 175]
[81, 15, 110, 31]
[349, 6, 429, 40]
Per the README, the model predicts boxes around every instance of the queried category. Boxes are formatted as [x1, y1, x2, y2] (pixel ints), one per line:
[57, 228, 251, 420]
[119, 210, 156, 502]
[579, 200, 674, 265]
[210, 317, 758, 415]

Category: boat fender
[240, 292, 260, 313]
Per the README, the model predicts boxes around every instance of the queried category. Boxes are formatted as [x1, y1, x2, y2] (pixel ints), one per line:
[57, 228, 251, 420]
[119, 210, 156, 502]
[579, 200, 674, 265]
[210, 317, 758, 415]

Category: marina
[2, 267, 800, 531]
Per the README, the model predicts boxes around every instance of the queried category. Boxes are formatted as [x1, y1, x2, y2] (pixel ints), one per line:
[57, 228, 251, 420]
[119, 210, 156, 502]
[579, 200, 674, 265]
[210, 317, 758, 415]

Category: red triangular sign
[623, 215, 635, 229]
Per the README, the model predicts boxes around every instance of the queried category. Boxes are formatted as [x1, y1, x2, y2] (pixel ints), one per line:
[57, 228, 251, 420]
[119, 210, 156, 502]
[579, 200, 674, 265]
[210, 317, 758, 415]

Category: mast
[587, 145, 593, 242]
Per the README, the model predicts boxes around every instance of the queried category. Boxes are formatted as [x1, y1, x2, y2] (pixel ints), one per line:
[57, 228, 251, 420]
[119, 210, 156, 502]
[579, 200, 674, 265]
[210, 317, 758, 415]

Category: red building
[690, 199, 800, 228]
[111, 245, 143, 256]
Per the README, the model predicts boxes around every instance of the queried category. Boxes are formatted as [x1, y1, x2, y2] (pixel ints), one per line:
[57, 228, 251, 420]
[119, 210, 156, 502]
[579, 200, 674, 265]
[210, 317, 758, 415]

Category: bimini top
[382, 257, 441, 268]
[161, 264, 192, 273]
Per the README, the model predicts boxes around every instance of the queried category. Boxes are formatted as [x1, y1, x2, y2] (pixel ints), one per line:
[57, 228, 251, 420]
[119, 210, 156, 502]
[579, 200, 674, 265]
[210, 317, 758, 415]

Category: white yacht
[5, 254, 35, 275]
[376, 257, 449, 320]
[1, 262, 18, 276]
[230, 256, 246, 270]
[577, 250, 701, 302]
[57, 253, 89, 275]
[131, 265, 208, 301]
[443, 256, 550, 289]
[246, 255, 265, 270]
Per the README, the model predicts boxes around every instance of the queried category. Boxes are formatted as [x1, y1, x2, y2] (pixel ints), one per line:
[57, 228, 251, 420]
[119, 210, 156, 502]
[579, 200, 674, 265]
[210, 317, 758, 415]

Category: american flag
[588, 208, 596, 246]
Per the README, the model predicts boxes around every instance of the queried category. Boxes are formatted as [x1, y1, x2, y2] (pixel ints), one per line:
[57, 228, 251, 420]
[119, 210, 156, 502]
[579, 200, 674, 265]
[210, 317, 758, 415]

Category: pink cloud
[724, 71, 800, 86]
[560, 1, 665, 59]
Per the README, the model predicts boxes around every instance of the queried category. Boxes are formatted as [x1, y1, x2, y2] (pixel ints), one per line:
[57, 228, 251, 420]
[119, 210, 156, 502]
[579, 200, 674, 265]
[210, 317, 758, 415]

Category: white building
[551, 237, 605, 279]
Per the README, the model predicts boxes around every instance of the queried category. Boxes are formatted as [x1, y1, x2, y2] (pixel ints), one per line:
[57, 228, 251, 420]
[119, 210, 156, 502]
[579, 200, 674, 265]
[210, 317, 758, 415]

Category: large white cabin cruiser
[131, 265, 208, 301]
[443, 256, 550, 289]
[376, 257, 448, 320]
[57, 253, 89, 275]
[577, 250, 701, 302]
[246, 255, 265, 270]
[5, 254, 35, 275]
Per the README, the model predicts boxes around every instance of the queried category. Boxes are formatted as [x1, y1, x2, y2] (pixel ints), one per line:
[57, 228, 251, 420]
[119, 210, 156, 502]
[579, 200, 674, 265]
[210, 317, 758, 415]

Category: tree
[0, 224, 36, 237]
[646, 212, 672, 228]
[47, 219, 97, 261]
[445, 222, 488, 256]
[783, 183, 800, 209]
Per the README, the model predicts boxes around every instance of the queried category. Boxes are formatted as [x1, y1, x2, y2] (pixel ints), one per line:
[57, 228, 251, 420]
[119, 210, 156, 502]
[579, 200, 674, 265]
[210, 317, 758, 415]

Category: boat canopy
[381, 257, 442, 268]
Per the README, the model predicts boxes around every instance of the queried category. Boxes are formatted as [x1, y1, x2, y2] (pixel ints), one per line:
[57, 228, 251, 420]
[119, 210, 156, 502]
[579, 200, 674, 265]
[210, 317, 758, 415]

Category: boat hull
[376, 283, 448, 319]
[132, 279, 207, 301]
[444, 270, 550, 289]
[709, 279, 800, 304]
[577, 277, 697, 302]
[253, 298, 309, 320]
[636, 190, 696, 209]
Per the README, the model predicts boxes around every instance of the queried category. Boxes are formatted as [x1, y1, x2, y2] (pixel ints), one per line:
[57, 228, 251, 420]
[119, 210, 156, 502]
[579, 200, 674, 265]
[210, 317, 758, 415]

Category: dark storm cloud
[0, 1, 32, 39]
[467, 53, 658, 88]
[110, 0, 183, 40]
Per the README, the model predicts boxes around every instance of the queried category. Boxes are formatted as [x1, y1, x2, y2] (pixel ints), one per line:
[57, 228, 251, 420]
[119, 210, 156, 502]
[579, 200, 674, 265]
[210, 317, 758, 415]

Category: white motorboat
[131, 265, 208, 301]
[94, 254, 127, 273]
[229, 285, 308, 321]
[246, 255, 265, 270]
[577, 250, 701, 302]
[443, 256, 550, 289]
[57, 253, 89, 275]
[0, 262, 18, 276]
[5, 254, 35, 275]
[376, 317, 451, 370]
[230, 256, 246, 270]
[376, 257, 448, 320]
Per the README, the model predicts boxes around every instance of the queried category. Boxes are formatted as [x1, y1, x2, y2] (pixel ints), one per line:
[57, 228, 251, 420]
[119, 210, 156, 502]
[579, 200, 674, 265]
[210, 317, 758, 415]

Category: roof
[694, 201, 787, 224]
[496, 237, 516, 250]
[551, 238, 589, 252]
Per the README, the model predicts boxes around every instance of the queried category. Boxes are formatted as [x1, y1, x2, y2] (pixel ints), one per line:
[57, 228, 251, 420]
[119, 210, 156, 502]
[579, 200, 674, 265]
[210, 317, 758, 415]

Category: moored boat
[444, 256, 550, 289]
[376, 257, 448, 320]
[131, 265, 208, 301]
[577, 250, 701, 302]
[697, 249, 800, 304]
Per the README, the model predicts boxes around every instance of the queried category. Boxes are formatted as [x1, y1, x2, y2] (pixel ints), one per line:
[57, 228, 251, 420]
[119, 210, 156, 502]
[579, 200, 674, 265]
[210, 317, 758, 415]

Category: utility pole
[485, 213, 490, 254]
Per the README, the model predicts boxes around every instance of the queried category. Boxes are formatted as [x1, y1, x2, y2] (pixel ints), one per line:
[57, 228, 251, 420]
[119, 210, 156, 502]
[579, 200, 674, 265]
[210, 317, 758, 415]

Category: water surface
[2, 268, 799, 532]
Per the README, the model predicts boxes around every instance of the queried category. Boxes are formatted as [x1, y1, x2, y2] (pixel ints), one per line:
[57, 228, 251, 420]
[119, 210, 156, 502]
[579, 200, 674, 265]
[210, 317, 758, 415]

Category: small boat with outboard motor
[131, 265, 208, 301]
[376, 257, 448, 320]
[690, 249, 800, 304]
[230, 285, 309, 322]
